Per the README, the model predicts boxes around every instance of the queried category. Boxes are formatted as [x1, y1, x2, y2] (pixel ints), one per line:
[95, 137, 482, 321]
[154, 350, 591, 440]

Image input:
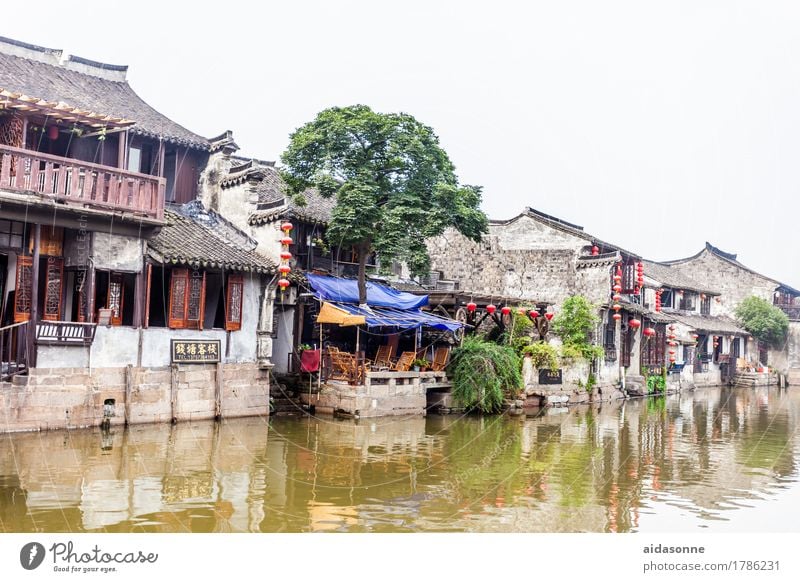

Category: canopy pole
[356, 326, 361, 354]
[317, 323, 322, 398]
[414, 327, 419, 355]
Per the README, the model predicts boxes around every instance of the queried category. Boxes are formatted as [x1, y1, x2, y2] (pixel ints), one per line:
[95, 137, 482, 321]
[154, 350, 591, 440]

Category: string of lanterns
[667, 325, 677, 363]
[278, 222, 293, 296]
[612, 263, 623, 322]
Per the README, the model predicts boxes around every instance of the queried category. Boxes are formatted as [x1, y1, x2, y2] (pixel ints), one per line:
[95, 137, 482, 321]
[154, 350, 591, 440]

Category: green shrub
[448, 336, 522, 413]
[521, 342, 559, 371]
[552, 295, 603, 362]
[735, 296, 789, 347]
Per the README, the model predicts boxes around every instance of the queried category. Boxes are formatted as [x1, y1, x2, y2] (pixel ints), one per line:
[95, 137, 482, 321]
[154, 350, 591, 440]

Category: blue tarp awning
[307, 274, 428, 309]
[324, 302, 463, 332]
[307, 274, 462, 331]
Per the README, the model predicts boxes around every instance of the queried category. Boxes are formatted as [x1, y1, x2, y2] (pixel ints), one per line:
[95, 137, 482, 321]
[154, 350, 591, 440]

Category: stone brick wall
[428, 215, 606, 305]
[670, 250, 777, 318]
[0, 363, 269, 433]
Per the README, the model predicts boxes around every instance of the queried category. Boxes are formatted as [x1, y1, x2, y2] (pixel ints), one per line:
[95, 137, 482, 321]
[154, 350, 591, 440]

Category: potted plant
[412, 358, 431, 372]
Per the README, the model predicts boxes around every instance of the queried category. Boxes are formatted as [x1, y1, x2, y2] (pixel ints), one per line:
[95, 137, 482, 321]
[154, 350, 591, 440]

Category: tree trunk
[357, 242, 369, 307]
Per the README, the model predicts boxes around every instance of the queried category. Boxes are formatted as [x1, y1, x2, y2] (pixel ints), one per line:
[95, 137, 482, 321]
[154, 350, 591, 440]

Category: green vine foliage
[448, 336, 522, 413]
[646, 373, 666, 394]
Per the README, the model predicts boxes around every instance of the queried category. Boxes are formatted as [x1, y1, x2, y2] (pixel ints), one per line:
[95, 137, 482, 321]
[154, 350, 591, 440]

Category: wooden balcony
[776, 304, 800, 320]
[0, 144, 165, 220]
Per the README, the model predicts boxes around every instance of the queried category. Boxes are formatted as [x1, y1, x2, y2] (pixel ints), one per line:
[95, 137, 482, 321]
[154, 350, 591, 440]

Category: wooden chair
[370, 344, 395, 370]
[392, 351, 415, 372]
[431, 346, 451, 372]
[328, 351, 367, 383]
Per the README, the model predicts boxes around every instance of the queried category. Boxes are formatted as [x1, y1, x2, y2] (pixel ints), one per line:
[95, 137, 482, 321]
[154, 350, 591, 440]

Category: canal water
[1, 386, 799, 533]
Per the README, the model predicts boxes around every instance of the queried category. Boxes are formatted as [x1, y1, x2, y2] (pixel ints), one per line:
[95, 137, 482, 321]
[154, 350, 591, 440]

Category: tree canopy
[280, 105, 488, 304]
[734, 295, 789, 347]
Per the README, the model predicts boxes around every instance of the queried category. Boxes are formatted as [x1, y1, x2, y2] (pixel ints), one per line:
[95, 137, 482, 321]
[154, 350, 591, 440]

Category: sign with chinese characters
[171, 339, 221, 364]
[538, 369, 563, 385]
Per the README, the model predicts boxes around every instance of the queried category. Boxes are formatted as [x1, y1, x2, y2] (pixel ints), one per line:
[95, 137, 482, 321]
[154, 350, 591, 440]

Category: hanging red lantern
[466, 302, 477, 313]
[691, 333, 699, 340]
[277, 278, 290, 289]
[280, 251, 292, 260]
[280, 222, 293, 233]
[486, 304, 497, 315]
[700, 293, 706, 300]
[643, 327, 656, 337]
[278, 265, 291, 274]
[669, 356, 676, 363]
[612, 303, 622, 312]
[545, 312, 554, 321]
[501, 306, 511, 316]
[47, 125, 59, 140]
[613, 284, 622, 293]
[280, 236, 293, 246]
[613, 273, 622, 282]
[591, 245, 599, 255]
[613, 294, 621, 302]
[629, 318, 641, 329]
[518, 308, 527, 316]
[668, 349, 676, 355]
[668, 340, 677, 346]
[612, 313, 622, 321]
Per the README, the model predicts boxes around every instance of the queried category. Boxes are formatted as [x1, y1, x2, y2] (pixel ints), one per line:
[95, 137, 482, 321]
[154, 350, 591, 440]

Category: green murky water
[1, 386, 799, 532]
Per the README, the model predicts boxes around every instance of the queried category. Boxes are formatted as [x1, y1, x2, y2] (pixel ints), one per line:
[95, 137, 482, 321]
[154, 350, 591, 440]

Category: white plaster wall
[92, 233, 143, 272]
[272, 307, 295, 373]
[37, 277, 262, 368]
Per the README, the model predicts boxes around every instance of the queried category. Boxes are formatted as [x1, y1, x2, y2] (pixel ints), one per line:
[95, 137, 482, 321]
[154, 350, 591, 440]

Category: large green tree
[735, 295, 789, 347]
[281, 105, 488, 304]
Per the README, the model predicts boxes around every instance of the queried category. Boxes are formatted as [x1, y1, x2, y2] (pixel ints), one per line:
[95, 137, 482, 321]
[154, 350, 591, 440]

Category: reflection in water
[1, 386, 799, 532]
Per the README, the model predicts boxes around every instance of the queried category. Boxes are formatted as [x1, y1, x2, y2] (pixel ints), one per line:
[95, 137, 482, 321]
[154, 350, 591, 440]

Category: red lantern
[613, 284, 622, 293]
[612, 313, 622, 321]
[545, 312, 554, 321]
[613, 274, 622, 282]
[629, 318, 641, 329]
[613, 294, 621, 301]
[669, 356, 676, 363]
[280, 236, 293, 246]
[47, 125, 59, 141]
[691, 334, 699, 340]
[591, 245, 599, 256]
[501, 306, 511, 316]
[277, 278, 290, 289]
[280, 251, 292, 260]
[518, 308, 527, 316]
[278, 265, 291, 274]
[700, 293, 706, 300]
[612, 303, 621, 312]
[643, 327, 656, 337]
[280, 222, 293, 232]
[486, 304, 496, 315]
[466, 302, 477, 313]
[529, 310, 539, 319]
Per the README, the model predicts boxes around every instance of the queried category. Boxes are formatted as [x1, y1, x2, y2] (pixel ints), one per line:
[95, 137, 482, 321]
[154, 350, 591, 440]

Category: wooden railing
[776, 304, 800, 320]
[0, 144, 165, 220]
[35, 321, 97, 345]
[0, 321, 29, 381]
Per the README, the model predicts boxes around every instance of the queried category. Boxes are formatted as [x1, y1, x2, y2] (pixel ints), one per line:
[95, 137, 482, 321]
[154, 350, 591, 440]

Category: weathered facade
[665, 243, 800, 379]
[0, 37, 273, 432]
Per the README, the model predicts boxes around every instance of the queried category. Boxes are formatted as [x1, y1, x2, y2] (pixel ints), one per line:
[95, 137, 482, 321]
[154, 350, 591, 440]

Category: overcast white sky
[4, 1, 800, 285]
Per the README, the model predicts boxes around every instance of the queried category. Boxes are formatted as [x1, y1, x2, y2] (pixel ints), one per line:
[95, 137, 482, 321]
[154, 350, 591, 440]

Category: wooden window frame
[42, 256, 64, 321]
[13, 255, 33, 322]
[107, 273, 124, 326]
[168, 268, 207, 330]
[225, 273, 244, 331]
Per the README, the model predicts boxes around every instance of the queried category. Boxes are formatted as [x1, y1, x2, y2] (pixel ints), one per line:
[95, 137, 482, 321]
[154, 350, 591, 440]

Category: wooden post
[27, 224, 41, 368]
[86, 234, 96, 324]
[117, 130, 128, 169]
[125, 364, 133, 426]
[215, 362, 224, 419]
[170, 364, 178, 424]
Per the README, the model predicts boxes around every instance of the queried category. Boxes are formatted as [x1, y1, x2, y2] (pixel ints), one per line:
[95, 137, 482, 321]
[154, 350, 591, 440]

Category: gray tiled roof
[148, 207, 275, 274]
[641, 260, 718, 295]
[670, 313, 747, 335]
[0, 37, 209, 149]
[248, 166, 336, 225]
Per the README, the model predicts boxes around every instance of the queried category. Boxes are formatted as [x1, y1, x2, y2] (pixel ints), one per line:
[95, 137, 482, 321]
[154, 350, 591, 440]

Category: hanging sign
[171, 339, 221, 363]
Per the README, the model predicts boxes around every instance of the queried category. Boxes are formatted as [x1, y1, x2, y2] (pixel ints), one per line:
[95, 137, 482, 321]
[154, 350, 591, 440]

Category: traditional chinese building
[0, 37, 273, 432]
[664, 243, 800, 381]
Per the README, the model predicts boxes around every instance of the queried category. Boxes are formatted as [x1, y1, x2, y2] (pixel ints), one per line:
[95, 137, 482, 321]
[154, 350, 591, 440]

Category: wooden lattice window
[107, 273, 124, 326]
[13, 255, 33, 322]
[75, 269, 88, 323]
[225, 274, 244, 331]
[42, 257, 64, 321]
[641, 323, 666, 367]
[168, 268, 206, 330]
